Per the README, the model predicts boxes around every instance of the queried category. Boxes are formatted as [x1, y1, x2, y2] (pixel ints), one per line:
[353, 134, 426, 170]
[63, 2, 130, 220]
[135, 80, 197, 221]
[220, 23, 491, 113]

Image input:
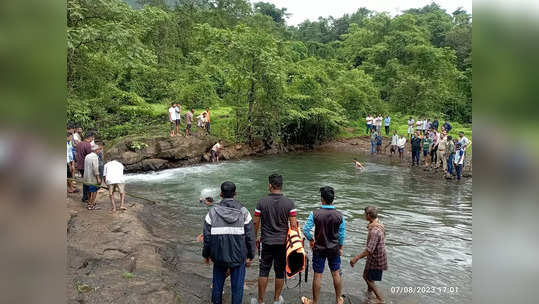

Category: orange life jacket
[285, 228, 306, 278]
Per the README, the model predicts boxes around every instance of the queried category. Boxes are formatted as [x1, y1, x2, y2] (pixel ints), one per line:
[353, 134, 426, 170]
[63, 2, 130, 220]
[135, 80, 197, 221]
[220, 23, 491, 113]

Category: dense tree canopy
[67, 0, 472, 144]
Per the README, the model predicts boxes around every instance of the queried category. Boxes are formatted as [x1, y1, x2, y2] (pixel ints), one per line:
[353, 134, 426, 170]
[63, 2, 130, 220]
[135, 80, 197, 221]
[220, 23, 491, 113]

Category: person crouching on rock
[211, 140, 223, 163]
[202, 181, 255, 304]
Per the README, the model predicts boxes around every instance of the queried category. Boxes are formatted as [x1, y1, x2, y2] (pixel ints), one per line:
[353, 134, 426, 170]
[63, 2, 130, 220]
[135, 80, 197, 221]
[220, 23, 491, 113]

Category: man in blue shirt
[301, 186, 346, 304]
[384, 116, 391, 136]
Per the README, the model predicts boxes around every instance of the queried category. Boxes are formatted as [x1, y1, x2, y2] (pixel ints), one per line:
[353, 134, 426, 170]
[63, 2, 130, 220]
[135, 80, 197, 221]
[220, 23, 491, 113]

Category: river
[125, 152, 472, 303]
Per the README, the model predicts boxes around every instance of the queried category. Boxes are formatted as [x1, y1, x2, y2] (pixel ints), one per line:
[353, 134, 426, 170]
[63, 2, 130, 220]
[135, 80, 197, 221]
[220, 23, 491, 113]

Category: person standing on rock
[103, 159, 126, 212]
[211, 140, 223, 163]
[169, 102, 178, 137]
[202, 181, 255, 304]
[252, 174, 298, 304]
[84, 143, 101, 210]
[76, 131, 94, 202]
[185, 108, 194, 137]
[205, 107, 211, 135]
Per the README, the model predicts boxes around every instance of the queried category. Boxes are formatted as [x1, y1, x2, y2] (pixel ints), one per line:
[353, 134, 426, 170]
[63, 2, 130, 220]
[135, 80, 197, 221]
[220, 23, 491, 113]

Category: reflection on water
[126, 152, 472, 303]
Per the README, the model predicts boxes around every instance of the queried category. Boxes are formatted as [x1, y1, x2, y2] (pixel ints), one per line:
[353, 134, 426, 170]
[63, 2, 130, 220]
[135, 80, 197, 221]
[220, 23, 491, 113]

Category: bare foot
[301, 296, 313, 304]
[120, 206, 127, 211]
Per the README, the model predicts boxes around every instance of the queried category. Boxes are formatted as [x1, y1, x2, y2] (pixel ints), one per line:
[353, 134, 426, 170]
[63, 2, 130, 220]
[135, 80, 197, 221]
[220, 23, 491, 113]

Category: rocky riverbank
[105, 133, 471, 176]
[66, 186, 373, 304]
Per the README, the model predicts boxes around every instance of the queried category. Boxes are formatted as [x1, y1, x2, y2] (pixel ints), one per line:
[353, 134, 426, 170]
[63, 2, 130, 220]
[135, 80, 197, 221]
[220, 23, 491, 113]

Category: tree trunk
[247, 59, 255, 146]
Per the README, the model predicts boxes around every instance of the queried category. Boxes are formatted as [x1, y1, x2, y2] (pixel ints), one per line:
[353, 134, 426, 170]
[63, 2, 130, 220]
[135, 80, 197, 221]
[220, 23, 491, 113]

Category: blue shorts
[88, 185, 99, 193]
[312, 254, 341, 274]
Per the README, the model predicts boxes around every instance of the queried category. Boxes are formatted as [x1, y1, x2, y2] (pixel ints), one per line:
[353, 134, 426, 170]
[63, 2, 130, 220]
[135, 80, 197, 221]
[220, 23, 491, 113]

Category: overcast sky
[252, 0, 472, 26]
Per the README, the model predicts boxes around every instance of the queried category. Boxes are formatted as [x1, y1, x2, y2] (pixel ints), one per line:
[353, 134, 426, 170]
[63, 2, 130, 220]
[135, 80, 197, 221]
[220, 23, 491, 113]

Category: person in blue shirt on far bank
[301, 186, 346, 304]
[384, 116, 391, 136]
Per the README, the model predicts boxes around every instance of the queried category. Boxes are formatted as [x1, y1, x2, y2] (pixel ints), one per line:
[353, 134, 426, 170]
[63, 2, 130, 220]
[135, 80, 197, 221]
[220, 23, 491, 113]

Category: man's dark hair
[447, 135, 453, 140]
[459, 131, 464, 135]
[84, 131, 94, 139]
[269, 174, 283, 189]
[67, 132, 72, 137]
[364, 206, 378, 219]
[320, 186, 335, 204]
[205, 197, 214, 203]
[171, 102, 175, 106]
[221, 181, 236, 198]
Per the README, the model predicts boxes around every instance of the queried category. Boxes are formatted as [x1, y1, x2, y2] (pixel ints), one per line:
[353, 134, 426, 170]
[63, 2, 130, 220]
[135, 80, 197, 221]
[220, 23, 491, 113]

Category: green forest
[67, 0, 472, 145]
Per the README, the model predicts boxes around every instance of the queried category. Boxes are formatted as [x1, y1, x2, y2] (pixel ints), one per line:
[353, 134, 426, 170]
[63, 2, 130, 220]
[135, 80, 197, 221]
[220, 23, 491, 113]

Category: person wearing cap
[83, 142, 102, 210]
[301, 186, 346, 304]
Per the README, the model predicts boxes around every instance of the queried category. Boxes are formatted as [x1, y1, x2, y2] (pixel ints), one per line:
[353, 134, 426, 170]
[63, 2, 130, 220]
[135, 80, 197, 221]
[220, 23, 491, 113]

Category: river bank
[105, 132, 471, 177]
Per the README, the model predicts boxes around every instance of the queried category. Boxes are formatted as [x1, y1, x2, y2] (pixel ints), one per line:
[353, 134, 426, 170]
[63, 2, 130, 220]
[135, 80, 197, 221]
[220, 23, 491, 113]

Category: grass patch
[75, 283, 93, 293]
[122, 272, 135, 279]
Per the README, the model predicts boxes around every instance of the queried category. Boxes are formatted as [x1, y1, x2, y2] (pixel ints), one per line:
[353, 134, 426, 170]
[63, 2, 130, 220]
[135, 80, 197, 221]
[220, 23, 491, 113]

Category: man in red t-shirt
[75, 132, 94, 202]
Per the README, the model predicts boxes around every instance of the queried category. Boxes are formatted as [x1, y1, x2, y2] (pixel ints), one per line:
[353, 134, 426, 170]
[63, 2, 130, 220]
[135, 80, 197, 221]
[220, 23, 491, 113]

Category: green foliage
[67, 0, 472, 145]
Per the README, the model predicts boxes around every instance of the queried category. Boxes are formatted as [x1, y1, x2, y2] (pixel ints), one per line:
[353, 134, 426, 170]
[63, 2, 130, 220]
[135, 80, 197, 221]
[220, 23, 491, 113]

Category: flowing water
[126, 152, 472, 303]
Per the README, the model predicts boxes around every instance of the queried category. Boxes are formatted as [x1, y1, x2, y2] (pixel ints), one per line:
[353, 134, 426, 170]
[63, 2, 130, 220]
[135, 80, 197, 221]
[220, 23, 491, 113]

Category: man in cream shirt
[103, 160, 126, 212]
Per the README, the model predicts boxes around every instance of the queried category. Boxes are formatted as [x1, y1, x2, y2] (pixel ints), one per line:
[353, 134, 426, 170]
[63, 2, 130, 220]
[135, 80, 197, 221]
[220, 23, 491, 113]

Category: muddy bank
[66, 187, 374, 304]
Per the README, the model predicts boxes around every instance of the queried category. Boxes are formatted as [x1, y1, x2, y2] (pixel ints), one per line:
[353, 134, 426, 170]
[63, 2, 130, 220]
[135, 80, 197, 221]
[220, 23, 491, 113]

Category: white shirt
[168, 107, 177, 120]
[73, 133, 81, 143]
[366, 116, 373, 124]
[212, 143, 222, 152]
[423, 120, 429, 129]
[103, 160, 125, 185]
[458, 136, 470, 150]
[416, 120, 423, 129]
[398, 137, 406, 148]
[408, 119, 414, 126]
[175, 106, 181, 120]
[391, 135, 399, 145]
[376, 116, 383, 126]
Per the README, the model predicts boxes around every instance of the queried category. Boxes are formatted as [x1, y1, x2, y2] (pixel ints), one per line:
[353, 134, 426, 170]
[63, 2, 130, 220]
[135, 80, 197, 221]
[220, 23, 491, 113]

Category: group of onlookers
[408, 117, 470, 180]
[201, 175, 387, 304]
[365, 114, 391, 136]
[366, 115, 471, 180]
[67, 124, 126, 211]
[168, 103, 211, 137]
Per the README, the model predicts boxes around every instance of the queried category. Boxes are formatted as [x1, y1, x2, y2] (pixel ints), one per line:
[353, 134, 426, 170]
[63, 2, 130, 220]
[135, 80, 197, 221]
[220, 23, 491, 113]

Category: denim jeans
[212, 263, 245, 304]
[371, 141, 376, 154]
[447, 153, 454, 174]
[412, 149, 420, 165]
[455, 164, 463, 180]
[366, 124, 372, 134]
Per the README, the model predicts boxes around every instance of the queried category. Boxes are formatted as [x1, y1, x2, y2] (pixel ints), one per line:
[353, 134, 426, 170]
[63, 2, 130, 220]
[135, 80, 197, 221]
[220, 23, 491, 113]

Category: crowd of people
[168, 103, 212, 137]
[366, 114, 471, 180]
[67, 124, 127, 211]
[200, 175, 387, 304]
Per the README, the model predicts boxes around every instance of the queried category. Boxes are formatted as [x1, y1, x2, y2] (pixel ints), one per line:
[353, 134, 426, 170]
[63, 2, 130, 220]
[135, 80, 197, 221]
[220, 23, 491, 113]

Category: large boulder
[104, 134, 219, 173]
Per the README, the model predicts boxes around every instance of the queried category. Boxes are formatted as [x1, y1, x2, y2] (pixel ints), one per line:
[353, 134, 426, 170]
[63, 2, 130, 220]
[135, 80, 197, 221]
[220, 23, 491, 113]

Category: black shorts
[186, 124, 191, 130]
[366, 269, 383, 281]
[259, 243, 286, 279]
[67, 164, 72, 178]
